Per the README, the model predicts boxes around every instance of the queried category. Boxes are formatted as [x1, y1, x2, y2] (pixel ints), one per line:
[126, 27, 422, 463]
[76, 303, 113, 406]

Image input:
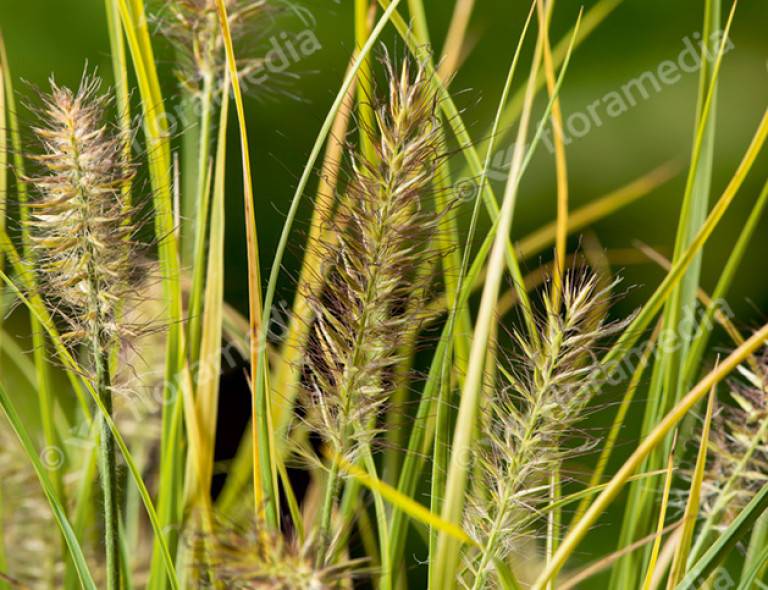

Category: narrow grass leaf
[643, 440, 677, 590]
[667, 383, 716, 588]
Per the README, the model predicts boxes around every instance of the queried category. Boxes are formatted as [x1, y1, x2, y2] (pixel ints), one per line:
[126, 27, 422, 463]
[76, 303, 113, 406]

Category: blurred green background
[0, 0, 766, 579]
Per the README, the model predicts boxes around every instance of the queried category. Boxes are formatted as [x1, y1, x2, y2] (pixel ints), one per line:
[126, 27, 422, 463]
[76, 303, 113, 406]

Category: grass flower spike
[465, 273, 624, 586]
[195, 521, 357, 588]
[26, 74, 137, 590]
[27, 77, 136, 342]
[304, 55, 446, 549]
[701, 353, 768, 522]
[161, 0, 272, 96]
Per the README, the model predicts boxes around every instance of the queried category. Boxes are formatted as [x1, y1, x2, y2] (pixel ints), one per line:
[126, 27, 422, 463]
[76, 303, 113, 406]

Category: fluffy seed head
[158, 0, 273, 96]
[701, 351, 768, 523]
[26, 75, 137, 344]
[465, 272, 624, 562]
[193, 521, 358, 588]
[302, 56, 445, 464]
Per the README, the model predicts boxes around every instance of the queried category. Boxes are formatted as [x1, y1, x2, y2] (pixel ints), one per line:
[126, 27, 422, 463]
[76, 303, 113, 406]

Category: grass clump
[0, 2, 767, 590]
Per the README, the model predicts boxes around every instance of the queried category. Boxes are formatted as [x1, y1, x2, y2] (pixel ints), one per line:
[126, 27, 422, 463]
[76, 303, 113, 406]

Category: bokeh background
[1, 0, 766, 582]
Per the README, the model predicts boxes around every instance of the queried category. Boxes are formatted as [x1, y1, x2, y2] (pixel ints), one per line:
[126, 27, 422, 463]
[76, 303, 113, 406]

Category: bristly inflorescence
[193, 520, 359, 588]
[158, 0, 273, 96]
[701, 351, 768, 524]
[465, 273, 625, 568]
[26, 75, 138, 346]
[302, 56, 446, 465]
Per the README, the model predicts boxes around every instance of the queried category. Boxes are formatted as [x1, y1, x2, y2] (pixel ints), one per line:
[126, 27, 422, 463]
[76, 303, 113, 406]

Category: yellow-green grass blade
[0, 270, 180, 589]
[332, 450, 477, 548]
[184, 73, 217, 365]
[354, 0, 376, 162]
[406, 0, 429, 46]
[116, 3, 193, 586]
[214, 0, 276, 528]
[676, 483, 768, 590]
[743, 513, 768, 584]
[0, 49, 7, 581]
[104, 0, 132, 209]
[738, 521, 768, 590]
[0, 31, 64, 503]
[531, 322, 768, 590]
[115, 4, 186, 585]
[457, 0, 624, 184]
[516, 162, 678, 260]
[535, 0, 569, 313]
[64, 423, 100, 590]
[613, 4, 735, 583]
[0, 382, 97, 590]
[0, 30, 5, 372]
[431, 13, 583, 588]
[193, 76, 229, 500]
[667, 383, 716, 588]
[642, 439, 678, 590]
[361, 446, 392, 590]
[437, 0, 477, 81]
[683, 175, 768, 385]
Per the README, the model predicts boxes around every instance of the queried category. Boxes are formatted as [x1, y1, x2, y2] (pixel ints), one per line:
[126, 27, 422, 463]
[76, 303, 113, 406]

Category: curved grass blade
[667, 383, 716, 587]
[644, 439, 676, 590]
